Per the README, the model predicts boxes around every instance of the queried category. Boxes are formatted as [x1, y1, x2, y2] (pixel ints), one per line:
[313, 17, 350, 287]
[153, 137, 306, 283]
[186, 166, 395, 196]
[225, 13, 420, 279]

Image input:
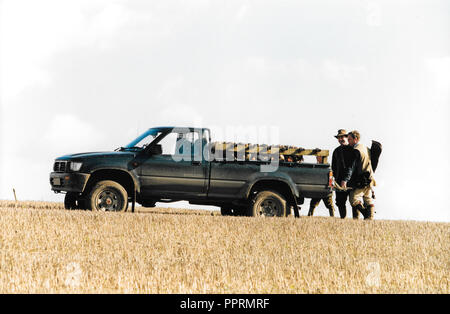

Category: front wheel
[87, 180, 128, 212]
[220, 206, 233, 216]
[248, 190, 287, 217]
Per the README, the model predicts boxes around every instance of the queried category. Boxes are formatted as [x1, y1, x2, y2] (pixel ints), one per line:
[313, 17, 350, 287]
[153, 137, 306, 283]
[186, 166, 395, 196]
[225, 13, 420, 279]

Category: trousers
[308, 193, 334, 217]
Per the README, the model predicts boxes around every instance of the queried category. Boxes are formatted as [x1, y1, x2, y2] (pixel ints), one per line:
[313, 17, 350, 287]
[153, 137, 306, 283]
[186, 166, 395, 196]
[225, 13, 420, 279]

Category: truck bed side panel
[207, 162, 330, 200]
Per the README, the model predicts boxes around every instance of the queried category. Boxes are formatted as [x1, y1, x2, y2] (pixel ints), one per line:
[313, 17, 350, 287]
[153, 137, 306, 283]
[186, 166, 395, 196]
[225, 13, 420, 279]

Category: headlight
[70, 162, 83, 172]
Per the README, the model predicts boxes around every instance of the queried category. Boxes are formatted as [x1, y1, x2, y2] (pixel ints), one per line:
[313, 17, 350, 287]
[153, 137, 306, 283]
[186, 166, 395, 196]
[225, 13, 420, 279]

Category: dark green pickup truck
[50, 126, 332, 217]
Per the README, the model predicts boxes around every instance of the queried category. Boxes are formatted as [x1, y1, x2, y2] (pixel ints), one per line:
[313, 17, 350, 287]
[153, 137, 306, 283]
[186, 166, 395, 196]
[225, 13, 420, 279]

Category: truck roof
[151, 126, 210, 132]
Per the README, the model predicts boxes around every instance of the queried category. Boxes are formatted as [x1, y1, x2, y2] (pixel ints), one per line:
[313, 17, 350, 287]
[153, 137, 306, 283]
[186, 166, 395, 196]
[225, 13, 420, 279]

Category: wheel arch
[246, 178, 299, 209]
[83, 168, 139, 198]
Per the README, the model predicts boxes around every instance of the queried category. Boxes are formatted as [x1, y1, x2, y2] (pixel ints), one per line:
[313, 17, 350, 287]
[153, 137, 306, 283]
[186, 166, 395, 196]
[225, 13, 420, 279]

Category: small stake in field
[13, 188, 18, 208]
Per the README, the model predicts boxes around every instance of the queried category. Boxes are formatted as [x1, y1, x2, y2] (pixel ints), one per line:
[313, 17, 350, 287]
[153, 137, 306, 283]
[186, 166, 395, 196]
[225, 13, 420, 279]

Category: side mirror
[149, 144, 162, 155]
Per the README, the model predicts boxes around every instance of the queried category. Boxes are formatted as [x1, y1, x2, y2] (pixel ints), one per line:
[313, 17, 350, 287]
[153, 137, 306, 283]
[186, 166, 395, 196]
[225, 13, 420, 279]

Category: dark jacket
[332, 145, 355, 183]
[343, 143, 375, 188]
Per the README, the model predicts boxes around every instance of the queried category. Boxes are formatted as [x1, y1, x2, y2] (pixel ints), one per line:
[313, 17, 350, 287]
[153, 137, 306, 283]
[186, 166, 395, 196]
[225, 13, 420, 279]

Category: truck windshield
[124, 128, 164, 150]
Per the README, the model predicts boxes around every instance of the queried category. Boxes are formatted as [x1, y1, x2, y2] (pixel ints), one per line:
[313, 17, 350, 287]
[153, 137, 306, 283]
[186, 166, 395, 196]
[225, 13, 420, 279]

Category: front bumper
[50, 172, 90, 193]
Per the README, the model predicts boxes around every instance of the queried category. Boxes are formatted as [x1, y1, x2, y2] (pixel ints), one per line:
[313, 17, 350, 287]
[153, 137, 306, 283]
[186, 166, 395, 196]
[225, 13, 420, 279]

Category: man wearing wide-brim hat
[331, 129, 359, 218]
[334, 129, 348, 139]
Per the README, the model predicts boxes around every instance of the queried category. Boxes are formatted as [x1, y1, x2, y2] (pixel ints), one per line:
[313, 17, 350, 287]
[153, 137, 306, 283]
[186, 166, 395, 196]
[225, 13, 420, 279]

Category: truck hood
[56, 151, 138, 161]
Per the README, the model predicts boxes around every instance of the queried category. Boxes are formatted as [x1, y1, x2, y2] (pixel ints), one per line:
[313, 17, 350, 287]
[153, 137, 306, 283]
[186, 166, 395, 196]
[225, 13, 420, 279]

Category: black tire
[64, 192, 78, 210]
[76, 197, 87, 210]
[220, 206, 233, 216]
[233, 206, 248, 216]
[248, 190, 287, 217]
[87, 180, 128, 212]
[141, 201, 156, 208]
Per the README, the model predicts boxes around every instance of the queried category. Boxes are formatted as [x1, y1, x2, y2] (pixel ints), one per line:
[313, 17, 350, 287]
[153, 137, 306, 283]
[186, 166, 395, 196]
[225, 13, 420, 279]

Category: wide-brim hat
[334, 129, 348, 138]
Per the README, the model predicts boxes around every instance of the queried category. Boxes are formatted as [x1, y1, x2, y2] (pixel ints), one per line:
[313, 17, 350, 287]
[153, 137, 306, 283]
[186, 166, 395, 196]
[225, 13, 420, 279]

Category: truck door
[138, 129, 208, 198]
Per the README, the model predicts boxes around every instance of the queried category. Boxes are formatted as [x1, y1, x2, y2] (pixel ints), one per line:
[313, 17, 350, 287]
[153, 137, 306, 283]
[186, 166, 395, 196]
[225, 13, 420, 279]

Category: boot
[308, 199, 320, 216]
[337, 205, 347, 219]
[328, 207, 335, 217]
[365, 204, 374, 220]
[324, 198, 335, 217]
[354, 204, 367, 219]
[352, 206, 361, 219]
[323, 194, 335, 217]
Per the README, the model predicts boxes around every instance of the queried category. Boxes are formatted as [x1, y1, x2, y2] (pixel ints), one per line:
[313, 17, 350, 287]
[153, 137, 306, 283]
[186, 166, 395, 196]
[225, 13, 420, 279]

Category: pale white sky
[0, 0, 449, 221]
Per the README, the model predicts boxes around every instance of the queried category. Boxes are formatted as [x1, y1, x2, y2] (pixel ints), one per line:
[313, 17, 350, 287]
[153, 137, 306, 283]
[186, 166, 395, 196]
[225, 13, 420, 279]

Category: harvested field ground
[0, 201, 448, 293]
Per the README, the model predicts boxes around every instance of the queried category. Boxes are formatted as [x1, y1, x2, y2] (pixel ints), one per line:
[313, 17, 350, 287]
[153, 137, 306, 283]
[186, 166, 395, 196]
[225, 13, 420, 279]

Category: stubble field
[0, 200, 448, 293]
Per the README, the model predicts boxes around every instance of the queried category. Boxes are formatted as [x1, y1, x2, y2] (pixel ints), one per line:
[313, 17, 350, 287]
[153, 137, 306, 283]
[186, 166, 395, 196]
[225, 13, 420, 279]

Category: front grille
[53, 161, 69, 172]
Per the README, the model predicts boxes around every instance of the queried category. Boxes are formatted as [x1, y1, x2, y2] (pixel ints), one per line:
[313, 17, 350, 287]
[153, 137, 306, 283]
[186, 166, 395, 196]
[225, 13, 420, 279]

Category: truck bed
[207, 160, 331, 200]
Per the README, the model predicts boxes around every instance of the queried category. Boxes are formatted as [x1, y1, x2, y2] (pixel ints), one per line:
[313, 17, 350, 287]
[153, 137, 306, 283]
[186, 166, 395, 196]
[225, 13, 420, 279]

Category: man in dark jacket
[331, 129, 356, 218]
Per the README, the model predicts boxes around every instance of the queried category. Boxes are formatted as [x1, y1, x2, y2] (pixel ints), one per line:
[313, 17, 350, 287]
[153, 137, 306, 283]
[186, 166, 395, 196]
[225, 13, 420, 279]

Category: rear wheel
[248, 190, 287, 217]
[87, 180, 128, 212]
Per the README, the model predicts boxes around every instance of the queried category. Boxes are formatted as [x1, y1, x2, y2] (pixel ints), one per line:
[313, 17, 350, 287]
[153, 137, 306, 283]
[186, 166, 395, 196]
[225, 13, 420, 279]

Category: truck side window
[158, 131, 201, 156]
[159, 132, 178, 155]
